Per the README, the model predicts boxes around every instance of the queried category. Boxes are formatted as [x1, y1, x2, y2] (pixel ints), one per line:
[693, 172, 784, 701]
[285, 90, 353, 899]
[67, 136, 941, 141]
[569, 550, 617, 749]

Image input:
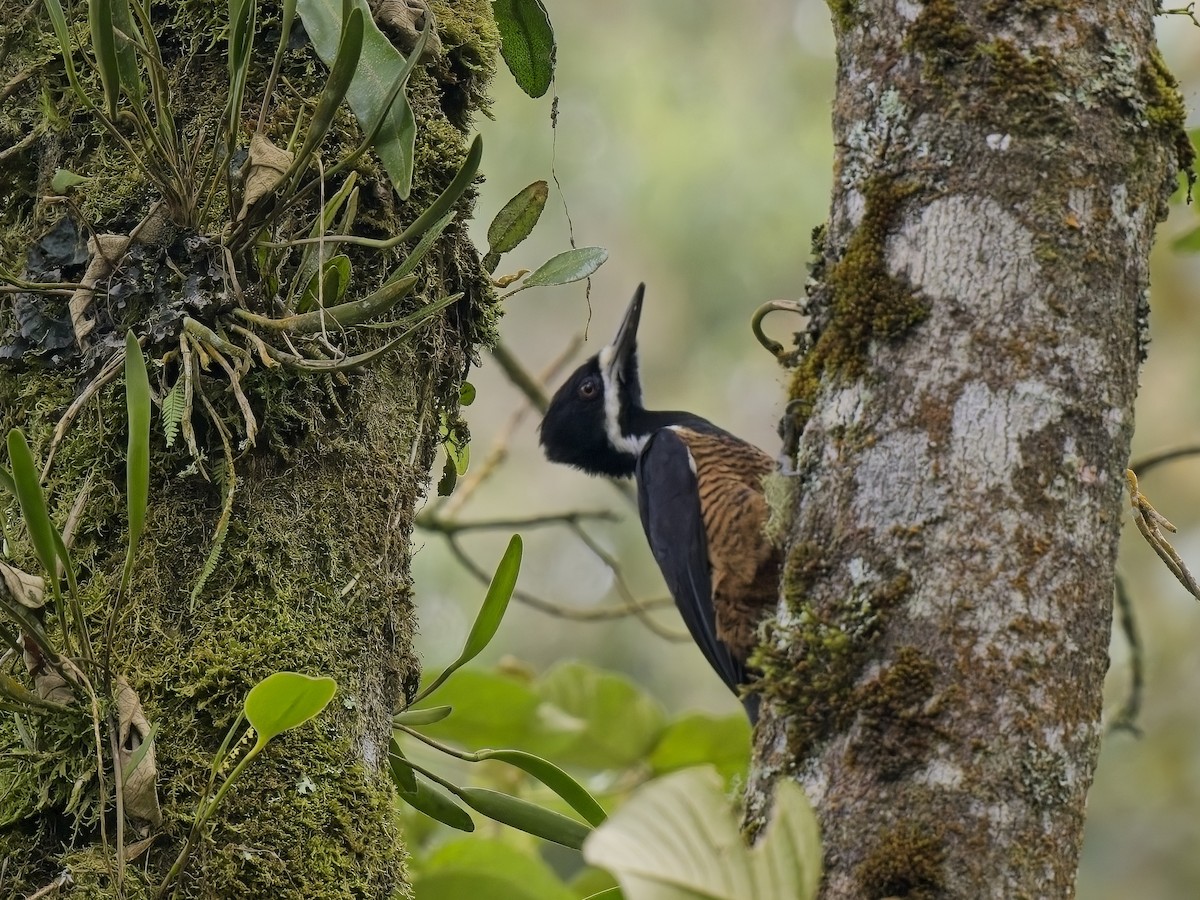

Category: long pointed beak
[605, 283, 644, 377]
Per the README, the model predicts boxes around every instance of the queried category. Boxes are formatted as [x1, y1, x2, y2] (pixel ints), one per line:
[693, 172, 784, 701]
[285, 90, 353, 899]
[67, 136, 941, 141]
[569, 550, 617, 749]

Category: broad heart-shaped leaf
[297, 0, 418, 197]
[534, 662, 665, 770]
[244, 672, 336, 750]
[415, 838, 576, 900]
[523, 247, 608, 288]
[493, 0, 555, 98]
[414, 535, 522, 701]
[487, 181, 549, 256]
[6, 430, 58, 580]
[649, 712, 750, 785]
[584, 767, 822, 900]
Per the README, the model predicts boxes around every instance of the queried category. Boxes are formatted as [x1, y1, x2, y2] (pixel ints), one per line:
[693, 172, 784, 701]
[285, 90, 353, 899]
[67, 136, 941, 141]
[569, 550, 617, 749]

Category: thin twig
[444, 534, 680, 631]
[437, 334, 583, 518]
[1130, 444, 1200, 477]
[1109, 573, 1144, 736]
[417, 510, 616, 535]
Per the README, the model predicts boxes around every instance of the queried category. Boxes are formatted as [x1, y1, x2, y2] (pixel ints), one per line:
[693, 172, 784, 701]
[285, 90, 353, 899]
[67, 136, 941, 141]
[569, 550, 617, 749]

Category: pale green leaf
[392, 704, 452, 726]
[50, 169, 88, 193]
[414, 535, 521, 701]
[415, 838, 576, 900]
[583, 768, 822, 900]
[649, 713, 750, 785]
[535, 662, 665, 770]
[523, 247, 609, 288]
[244, 672, 336, 750]
[297, 0, 419, 197]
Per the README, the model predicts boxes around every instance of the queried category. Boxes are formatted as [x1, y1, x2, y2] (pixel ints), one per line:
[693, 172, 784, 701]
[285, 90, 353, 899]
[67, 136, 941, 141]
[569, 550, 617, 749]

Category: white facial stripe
[600, 346, 648, 456]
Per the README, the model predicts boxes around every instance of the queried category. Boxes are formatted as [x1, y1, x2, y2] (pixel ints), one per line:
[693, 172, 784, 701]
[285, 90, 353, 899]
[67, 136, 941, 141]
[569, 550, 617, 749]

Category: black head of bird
[540, 285, 780, 723]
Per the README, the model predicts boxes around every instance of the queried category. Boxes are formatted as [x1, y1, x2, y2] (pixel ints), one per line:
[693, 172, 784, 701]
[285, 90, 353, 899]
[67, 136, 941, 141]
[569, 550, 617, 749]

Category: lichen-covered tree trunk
[751, 2, 1189, 897]
[0, 2, 497, 896]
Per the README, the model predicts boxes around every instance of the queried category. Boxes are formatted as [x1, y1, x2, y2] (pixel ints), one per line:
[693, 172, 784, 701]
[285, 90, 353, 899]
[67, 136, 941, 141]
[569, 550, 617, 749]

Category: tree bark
[750, 1, 1189, 897]
[0, 2, 496, 896]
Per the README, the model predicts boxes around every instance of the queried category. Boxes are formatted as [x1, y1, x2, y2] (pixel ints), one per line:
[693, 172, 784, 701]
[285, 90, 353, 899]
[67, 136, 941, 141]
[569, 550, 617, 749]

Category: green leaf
[487, 181, 549, 256]
[398, 776, 475, 832]
[297, 0, 420, 197]
[50, 169, 88, 193]
[523, 247, 609, 288]
[415, 838, 576, 900]
[387, 735, 417, 793]
[227, 0, 258, 135]
[535, 662, 665, 770]
[583, 768, 822, 900]
[110, 0, 144, 106]
[478, 749, 607, 827]
[580, 890, 622, 900]
[296, 4, 364, 166]
[298, 254, 352, 313]
[493, 0, 556, 98]
[88, 0, 122, 118]
[161, 381, 186, 447]
[459, 381, 476, 407]
[415, 535, 521, 701]
[244, 672, 336, 751]
[649, 713, 750, 785]
[123, 332, 151, 594]
[414, 669, 547, 750]
[42, 0, 91, 109]
[1172, 222, 1200, 253]
[394, 134, 483, 246]
[392, 704, 452, 726]
[459, 787, 591, 850]
[437, 455, 458, 496]
[0, 465, 15, 497]
[385, 209, 456, 283]
[6, 431, 58, 580]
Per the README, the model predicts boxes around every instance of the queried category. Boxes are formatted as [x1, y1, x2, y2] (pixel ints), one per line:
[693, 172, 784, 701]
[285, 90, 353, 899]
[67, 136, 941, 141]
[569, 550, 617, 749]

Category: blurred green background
[413, 3, 1200, 896]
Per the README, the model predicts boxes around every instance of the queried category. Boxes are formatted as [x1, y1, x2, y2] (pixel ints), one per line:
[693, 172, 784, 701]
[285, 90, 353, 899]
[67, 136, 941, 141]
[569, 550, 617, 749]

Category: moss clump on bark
[753, 538, 914, 757]
[787, 177, 926, 428]
[855, 819, 947, 900]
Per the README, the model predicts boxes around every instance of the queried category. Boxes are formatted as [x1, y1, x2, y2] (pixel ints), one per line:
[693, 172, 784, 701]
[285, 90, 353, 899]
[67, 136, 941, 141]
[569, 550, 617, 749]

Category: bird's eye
[578, 377, 599, 400]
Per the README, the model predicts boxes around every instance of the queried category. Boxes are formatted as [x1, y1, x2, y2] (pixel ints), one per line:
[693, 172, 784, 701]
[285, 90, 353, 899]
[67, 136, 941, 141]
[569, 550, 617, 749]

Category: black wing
[636, 429, 746, 696]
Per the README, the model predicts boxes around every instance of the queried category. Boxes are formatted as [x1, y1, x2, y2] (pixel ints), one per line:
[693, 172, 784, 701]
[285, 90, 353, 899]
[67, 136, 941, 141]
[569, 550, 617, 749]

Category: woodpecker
[539, 285, 780, 721]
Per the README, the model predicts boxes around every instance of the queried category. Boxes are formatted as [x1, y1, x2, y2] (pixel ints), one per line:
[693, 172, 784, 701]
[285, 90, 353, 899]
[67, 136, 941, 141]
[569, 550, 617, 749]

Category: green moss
[753, 537, 914, 755]
[0, 0, 500, 891]
[849, 646, 939, 779]
[788, 177, 926, 427]
[828, 0, 859, 33]
[1140, 48, 1195, 172]
[906, 1, 1072, 137]
[856, 820, 947, 900]
[908, 0, 977, 67]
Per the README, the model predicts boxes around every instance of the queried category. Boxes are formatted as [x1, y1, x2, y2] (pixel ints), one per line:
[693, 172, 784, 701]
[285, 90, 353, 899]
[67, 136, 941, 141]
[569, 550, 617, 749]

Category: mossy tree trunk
[0, 2, 497, 896]
[751, 2, 1189, 897]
